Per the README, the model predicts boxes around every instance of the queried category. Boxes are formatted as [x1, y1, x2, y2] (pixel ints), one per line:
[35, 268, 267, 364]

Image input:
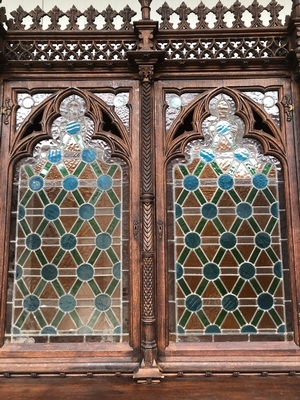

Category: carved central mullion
[140, 70, 157, 367]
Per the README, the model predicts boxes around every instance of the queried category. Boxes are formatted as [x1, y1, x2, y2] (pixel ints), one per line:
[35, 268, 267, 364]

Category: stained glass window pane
[7, 95, 128, 343]
[168, 93, 289, 342]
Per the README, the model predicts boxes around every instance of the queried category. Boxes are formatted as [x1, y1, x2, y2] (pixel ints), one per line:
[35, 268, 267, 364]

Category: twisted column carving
[140, 68, 157, 367]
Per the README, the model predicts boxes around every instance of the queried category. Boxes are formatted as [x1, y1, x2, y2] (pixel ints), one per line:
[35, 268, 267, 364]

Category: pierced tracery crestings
[212, 1, 228, 29]
[28, 6, 46, 30]
[175, 2, 192, 30]
[65, 6, 81, 30]
[157, 2, 174, 30]
[230, 1, 246, 28]
[119, 5, 137, 30]
[83, 6, 100, 31]
[47, 6, 64, 31]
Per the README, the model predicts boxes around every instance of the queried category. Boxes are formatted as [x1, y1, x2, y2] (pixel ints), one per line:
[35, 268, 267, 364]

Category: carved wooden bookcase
[0, 0, 300, 380]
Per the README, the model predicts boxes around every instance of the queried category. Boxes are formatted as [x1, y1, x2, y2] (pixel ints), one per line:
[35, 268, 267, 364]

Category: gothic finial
[138, 0, 152, 20]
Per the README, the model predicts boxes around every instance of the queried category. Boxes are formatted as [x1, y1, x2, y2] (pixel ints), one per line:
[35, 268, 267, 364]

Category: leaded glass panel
[242, 91, 280, 126]
[7, 95, 129, 342]
[17, 93, 52, 130]
[165, 93, 200, 130]
[168, 94, 288, 342]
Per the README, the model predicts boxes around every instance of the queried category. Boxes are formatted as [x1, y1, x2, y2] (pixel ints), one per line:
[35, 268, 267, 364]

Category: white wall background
[2, 0, 294, 27]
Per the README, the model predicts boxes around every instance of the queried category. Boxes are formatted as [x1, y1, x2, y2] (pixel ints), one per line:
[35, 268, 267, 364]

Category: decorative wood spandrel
[1, 97, 12, 125]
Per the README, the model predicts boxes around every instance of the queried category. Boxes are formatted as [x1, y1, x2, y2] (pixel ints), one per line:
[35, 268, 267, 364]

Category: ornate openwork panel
[167, 92, 290, 342]
[0, 1, 290, 69]
[6, 94, 130, 343]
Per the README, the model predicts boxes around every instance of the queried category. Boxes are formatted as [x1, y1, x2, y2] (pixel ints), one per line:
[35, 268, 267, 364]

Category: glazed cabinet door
[0, 81, 142, 373]
[154, 79, 300, 372]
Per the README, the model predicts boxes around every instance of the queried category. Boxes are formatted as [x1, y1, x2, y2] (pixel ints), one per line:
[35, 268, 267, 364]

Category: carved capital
[139, 65, 154, 82]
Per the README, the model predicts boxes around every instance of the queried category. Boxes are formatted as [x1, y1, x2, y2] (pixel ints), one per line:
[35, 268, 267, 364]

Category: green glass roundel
[239, 262, 255, 280]
[48, 149, 62, 163]
[205, 324, 221, 333]
[218, 174, 234, 190]
[77, 326, 93, 334]
[202, 203, 218, 219]
[252, 173, 268, 189]
[60, 233, 77, 250]
[271, 202, 279, 218]
[63, 176, 78, 191]
[185, 232, 201, 249]
[113, 262, 121, 280]
[44, 204, 60, 220]
[29, 176, 44, 191]
[114, 203, 121, 219]
[203, 263, 220, 280]
[170, 96, 182, 108]
[177, 326, 185, 334]
[222, 294, 238, 311]
[255, 232, 271, 249]
[18, 205, 25, 220]
[183, 175, 199, 191]
[41, 264, 58, 281]
[16, 265, 23, 280]
[81, 148, 97, 163]
[220, 232, 236, 249]
[96, 233, 112, 249]
[277, 324, 286, 333]
[175, 204, 182, 219]
[95, 293, 111, 311]
[185, 294, 202, 312]
[241, 325, 257, 333]
[77, 264, 94, 281]
[79, 204, 95, 220]
[59, 294, 76, 312]
[274, 261, 282, 278]
[176, 263, 184, 279]
[97, 175, 113, 190]
[41, 326, 57, 335]
[257, 292, 274, 310]
[236, 202, 252, 219]
[26, 233, 41, 250]
[23, 295, 40, 312]
[113, 326, 121, 334]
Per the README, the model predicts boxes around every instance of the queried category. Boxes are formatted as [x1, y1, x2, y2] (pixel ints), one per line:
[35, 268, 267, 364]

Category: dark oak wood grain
[1, 375, 300, 400]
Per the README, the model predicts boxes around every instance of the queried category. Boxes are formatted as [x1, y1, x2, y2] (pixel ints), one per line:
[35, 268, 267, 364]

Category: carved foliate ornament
[139, 65, 154, 82]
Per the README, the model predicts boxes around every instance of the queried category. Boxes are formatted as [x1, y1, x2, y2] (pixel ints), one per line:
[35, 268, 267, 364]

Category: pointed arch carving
[10, 87, 131, 165]
[165, 87, 286, 166]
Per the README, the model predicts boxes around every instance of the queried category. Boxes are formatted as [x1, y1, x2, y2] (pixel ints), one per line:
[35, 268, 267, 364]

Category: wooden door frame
[0, 78, 142, 373]
[154, 78, 300, 372]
